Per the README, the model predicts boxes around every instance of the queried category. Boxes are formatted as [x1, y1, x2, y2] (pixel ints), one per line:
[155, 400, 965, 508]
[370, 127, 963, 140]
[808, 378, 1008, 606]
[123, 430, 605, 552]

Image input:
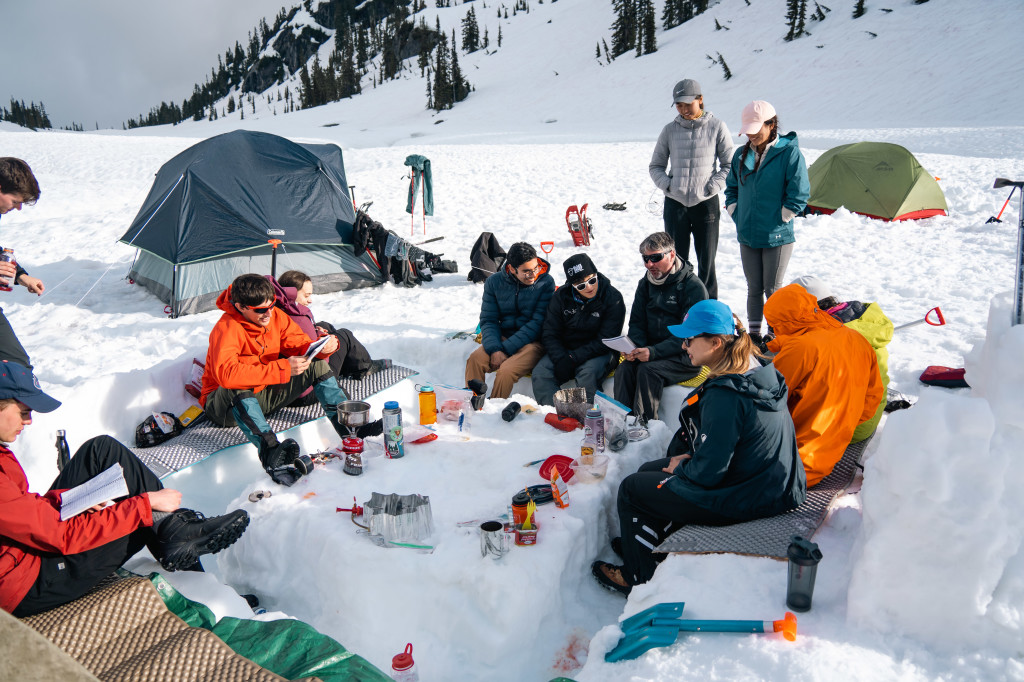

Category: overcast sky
[3, 0, 292, 129]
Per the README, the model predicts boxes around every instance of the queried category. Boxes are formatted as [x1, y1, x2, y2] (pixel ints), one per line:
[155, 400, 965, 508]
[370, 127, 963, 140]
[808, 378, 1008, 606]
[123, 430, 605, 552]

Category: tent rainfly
[806, 141, 948, 221]
[120, 130, 382, 316]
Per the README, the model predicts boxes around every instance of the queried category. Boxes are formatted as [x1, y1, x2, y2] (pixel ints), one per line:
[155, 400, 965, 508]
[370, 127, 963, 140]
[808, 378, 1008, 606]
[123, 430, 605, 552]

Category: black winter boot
[156, 509, 250, 571]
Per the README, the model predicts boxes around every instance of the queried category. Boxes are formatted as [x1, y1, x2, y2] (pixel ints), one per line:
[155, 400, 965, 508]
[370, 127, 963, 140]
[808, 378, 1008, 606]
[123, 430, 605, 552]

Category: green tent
[807, 142, 947, 221]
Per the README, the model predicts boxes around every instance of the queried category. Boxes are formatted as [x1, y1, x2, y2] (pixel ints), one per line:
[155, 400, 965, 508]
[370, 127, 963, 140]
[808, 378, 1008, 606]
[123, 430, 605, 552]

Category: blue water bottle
[382, 401, 405, 459]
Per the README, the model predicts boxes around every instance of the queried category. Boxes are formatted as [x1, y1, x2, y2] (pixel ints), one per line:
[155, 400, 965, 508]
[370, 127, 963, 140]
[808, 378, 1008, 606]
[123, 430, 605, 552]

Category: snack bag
[550, 467, 570, 509]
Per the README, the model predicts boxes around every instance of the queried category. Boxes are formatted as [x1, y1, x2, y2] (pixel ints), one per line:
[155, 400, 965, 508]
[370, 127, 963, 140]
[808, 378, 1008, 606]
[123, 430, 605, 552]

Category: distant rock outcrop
[242, 23, 330, 94]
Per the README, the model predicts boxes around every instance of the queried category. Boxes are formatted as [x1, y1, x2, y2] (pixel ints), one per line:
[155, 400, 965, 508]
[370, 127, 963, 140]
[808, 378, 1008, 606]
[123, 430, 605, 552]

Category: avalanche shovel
[988, 186, 1017, 223]
[893, 306, 945, 332]
[604, 602, 797, 662]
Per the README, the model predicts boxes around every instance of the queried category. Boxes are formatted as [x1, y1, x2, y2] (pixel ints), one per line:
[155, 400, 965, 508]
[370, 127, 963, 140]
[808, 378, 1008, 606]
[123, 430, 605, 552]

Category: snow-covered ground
[3, 0, 1024, 679]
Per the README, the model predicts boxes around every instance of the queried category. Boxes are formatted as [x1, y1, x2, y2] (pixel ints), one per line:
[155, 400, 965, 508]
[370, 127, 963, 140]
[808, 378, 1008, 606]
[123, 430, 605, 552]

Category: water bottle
[579, 426, 597, 465]
[382, 401, 405, 459]
[501, 401, 521, 422]
[585, 404, 605, 452]
[0, 248, 15, 292]
[55, 430, 70, 471]
[417, 385, 436, 425]
[391, 643, 418, 681]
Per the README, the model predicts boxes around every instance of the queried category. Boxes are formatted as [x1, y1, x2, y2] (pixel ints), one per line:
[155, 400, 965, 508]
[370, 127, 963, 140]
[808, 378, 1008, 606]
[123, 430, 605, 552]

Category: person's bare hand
[626, 347, 651, 363]
[0, 261, 15, 290]
[315, 325, 328, 336]
[86, 502, 110, 513]
[319, 335, 339, 356]
[489, 351, 509, 370]
[661, 453, 691, 474]
[288, 356, 311, 376]
[17, 274, 44, 295]
[147, 489, 182, 512]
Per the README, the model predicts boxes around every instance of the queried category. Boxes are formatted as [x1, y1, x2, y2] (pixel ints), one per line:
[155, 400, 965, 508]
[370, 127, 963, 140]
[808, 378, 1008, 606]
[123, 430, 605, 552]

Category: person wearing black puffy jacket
[533, 254, 626, 406]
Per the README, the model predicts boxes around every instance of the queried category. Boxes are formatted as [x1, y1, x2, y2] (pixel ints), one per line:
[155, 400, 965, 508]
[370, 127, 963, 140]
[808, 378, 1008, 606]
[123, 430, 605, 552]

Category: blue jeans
[532, 353, 615, 406]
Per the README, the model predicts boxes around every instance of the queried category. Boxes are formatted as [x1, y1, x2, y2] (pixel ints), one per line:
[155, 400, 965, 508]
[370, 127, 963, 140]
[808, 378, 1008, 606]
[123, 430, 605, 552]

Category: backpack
[135, 412, 184, 448]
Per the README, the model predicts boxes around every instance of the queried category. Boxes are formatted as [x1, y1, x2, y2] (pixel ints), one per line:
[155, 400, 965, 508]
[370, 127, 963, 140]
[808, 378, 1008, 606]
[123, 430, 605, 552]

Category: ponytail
[704, 315, 765, 377]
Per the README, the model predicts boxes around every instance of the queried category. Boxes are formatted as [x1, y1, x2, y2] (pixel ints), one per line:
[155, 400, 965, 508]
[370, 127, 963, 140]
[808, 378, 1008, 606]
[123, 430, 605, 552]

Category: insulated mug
[786, 535, 823, 612]
[479, 520, 509, 559]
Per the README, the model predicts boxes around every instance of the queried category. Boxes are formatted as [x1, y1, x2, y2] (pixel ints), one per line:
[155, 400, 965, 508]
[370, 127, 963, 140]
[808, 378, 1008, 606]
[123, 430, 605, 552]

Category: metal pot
[337, 400, 371, 432]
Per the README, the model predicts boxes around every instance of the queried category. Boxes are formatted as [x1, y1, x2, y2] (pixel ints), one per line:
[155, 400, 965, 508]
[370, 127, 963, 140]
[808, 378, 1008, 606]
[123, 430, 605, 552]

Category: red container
[514, 522, 539, 546]
[342, 437, 364, 454]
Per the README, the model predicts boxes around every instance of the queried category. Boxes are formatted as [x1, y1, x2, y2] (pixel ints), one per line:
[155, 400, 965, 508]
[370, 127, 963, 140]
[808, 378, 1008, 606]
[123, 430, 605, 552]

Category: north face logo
[873, 161, 894, 172]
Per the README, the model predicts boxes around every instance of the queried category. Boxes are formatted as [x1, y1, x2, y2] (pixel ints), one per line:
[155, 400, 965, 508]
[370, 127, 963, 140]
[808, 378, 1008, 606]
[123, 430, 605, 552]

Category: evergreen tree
[717, 52, 733, 80]
[431, 32, 452, 110]
[610, 0, 636, 57]
[461, 5, 481, 52]
[638, 0, 657, 54]
[498, 24, 503, 47]
[227, 95, 236, 113]
[810, 2, 831, 21]
[852, 0, 866, 17]
[450, 31, 471, 103]
[784, 0, 809, 41]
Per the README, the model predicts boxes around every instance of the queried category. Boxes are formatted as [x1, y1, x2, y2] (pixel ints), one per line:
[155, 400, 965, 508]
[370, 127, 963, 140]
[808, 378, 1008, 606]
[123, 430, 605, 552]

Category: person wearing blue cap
[0, 362, 250, 616]
[592, 300, 806, 595]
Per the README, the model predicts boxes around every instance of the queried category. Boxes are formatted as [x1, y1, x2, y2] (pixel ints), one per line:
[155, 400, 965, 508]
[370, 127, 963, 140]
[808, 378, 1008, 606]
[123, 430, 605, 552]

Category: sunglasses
[247, 301, 276, 314]
[572, 275, 598, 291]
[681, 334, 710, 348]
[642, 251, 672, 264]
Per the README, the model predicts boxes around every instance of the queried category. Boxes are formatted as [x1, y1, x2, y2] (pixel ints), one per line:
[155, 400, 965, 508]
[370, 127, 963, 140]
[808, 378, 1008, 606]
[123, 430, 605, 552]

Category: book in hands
[59, 463, 130, 521]
[303, 334, 332, 360]
[602, 335, 637, 354]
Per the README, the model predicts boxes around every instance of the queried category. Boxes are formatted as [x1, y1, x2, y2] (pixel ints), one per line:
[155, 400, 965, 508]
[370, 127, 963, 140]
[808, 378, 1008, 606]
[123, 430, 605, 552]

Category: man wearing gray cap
[649, 79, 733, 299]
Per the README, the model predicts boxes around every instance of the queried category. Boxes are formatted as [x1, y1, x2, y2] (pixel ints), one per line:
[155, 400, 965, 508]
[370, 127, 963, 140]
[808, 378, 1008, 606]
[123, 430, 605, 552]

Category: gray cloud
[3, 0, 292, 128]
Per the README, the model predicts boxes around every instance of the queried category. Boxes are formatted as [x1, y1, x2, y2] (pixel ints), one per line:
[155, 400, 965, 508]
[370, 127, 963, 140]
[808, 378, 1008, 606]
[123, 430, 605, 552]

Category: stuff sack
[185, 357, 205, 399]
[135, 412, 184, 448]
[919, 365, 970, 389]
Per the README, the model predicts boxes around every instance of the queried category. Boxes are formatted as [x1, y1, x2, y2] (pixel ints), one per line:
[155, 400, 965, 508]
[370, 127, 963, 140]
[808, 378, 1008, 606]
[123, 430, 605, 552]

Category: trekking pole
[987, 186, 1016, 223]
[348, 185, 357, 212]
[893, 306, 945, 331]
[995, 177, 1024, 325]
[415, 236, 444, 246]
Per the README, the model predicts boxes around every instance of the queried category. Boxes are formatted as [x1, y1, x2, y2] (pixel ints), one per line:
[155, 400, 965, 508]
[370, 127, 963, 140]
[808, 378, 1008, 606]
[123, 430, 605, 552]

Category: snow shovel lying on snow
[893, 306, 945, 331]
[604, 602, 797, 662]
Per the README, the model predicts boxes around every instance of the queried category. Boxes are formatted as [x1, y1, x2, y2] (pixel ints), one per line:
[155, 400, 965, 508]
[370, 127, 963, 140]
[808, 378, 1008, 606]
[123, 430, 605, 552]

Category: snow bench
[655, 438, 870, 560]
[132, 365, 417, 478]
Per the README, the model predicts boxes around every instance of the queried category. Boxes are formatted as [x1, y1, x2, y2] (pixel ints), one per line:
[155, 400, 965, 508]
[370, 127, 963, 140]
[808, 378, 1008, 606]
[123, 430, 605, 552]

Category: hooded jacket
[0, 444, 152, 613]
[724, 131, 810, 249]
[480, 259, 556, 356]
[268, 277, 316, 341]
[650, 111, 734, 207]
[199, 286, 331, 407]
[664, 363, 806, 519]
[627, 258, 708, 360]
[541, 273, 626, 367]
[765, 284, 884, 487]
[828, 300, 893, 442]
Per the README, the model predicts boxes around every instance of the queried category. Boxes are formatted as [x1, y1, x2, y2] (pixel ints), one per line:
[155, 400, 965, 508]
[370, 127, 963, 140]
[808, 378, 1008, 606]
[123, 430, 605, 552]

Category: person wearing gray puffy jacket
[649, 79, 733, 299]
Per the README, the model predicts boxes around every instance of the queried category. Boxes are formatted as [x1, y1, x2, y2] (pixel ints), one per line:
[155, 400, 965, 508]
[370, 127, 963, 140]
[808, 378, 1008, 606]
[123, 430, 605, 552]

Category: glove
[554, 357, 576, 385]
[726, 204, 736, 217]
[781, 207, 796, 223]
[266, 464, 302, 487]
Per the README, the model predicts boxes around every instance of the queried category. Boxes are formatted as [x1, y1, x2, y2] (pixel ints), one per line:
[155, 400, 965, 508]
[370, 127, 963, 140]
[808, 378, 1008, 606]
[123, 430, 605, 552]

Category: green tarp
[807, 141, 947, 221]
[150, 574, 390, 682]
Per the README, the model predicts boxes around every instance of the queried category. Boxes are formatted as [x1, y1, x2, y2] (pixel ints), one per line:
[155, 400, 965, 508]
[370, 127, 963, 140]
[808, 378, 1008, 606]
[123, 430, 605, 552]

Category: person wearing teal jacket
[724, 101, 809, 342]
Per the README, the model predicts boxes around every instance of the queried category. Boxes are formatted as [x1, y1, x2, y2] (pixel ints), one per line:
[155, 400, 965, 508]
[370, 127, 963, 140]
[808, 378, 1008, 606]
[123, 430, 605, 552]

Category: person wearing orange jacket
[200, 274, 355, 486]
[763, 283, 883, 487]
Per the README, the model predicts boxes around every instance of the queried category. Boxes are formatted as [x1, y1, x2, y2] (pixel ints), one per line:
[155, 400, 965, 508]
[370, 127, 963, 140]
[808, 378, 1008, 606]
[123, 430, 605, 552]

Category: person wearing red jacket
[0, 361, 249, 616]
[199, 274, 354, 486]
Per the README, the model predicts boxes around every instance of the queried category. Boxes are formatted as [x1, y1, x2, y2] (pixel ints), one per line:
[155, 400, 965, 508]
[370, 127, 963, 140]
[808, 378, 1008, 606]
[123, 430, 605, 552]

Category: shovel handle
[925, 306, 945, 326]
[773, 612, 798, 641]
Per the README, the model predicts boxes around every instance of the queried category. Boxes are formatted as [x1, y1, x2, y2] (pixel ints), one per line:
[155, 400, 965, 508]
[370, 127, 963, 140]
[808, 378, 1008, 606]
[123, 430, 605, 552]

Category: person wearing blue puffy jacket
[724, 101, 809, 344]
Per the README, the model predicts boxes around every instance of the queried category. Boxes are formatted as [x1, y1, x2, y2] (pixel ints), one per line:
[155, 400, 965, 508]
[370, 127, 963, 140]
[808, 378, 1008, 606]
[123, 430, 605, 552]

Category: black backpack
[135, 412, 184, 448]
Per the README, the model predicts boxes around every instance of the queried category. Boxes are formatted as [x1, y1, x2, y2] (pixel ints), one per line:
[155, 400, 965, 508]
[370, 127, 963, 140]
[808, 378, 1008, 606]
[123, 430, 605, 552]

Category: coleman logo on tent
[267, 229, 285, 236]
[873, 161, 894, 172]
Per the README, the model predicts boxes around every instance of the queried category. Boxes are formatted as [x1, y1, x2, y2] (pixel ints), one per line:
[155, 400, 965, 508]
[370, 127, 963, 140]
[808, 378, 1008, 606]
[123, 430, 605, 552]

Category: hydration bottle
[55, 430, 71, 471]
[0, 249, 15, 293]
[390, 643, 419, 681]
[585, 403, 605, 452]
[383, 401, 405, 458]
[417, 385, 436, 425]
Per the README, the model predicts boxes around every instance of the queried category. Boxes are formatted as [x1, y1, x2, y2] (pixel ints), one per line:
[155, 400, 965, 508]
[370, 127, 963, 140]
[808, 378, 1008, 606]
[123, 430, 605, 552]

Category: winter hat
[739, 100, 777, 136]
[562, 253, 597, 284]
[790, 275, 833, 301]
[668, 300, 737, 339]
[0, 361, 60, 413]
[672, 79, 702, 104]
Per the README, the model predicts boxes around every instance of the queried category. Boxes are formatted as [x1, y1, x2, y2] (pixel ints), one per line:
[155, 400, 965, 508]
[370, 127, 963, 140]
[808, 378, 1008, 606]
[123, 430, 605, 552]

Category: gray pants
[532, 353, 616, 406]
[204, 360, 334, 427]
[613, 354, 700, 422]
[739, 242, 795, 333]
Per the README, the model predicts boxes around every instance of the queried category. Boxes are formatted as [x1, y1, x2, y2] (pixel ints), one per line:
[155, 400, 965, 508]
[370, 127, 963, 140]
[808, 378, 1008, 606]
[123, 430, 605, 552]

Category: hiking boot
[156, 509, 250, 572]
[467, 379, 488, 410]
[259, 437, 300, 470]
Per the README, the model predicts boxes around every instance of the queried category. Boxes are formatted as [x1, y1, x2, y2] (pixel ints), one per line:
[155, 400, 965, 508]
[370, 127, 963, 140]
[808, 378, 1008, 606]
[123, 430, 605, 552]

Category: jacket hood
[266, 276, 309, 320]
[672, 110, 716, 129]
[775, 130, 799, 150]
[503, 256, 551, 285]
[764, 283, 842, 342]
[705, 363, 788, 412]
[215, 285, 275, 333]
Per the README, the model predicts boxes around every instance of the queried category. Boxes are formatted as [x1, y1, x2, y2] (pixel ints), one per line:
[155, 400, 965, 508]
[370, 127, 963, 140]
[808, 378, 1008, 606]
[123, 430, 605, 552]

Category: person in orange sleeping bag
[763, 283, 883, 487]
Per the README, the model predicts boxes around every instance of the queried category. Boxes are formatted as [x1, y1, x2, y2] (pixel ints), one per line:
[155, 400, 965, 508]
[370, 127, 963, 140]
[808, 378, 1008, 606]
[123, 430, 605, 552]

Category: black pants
[663, 195, 720, 299]
[613, 353, 700, 422]
[319, 322, 373, 380]
[13, 436, 163, 617]
[0, 308, 32, 370]
[616, 458, 734, 586]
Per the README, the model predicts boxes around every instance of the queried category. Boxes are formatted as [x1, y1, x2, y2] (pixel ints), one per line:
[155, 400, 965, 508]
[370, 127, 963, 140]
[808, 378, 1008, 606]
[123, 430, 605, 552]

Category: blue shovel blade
[605, 625, 681, 662]
[620, 602, 686, 636]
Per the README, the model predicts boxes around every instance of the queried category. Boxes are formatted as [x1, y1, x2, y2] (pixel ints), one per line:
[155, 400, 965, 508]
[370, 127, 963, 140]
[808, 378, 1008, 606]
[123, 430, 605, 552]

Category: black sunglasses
[681, 334, 710, 348]
[247, 301, 276, 314]
[572, 275, 598, 291]
[642, 251, 671, 264]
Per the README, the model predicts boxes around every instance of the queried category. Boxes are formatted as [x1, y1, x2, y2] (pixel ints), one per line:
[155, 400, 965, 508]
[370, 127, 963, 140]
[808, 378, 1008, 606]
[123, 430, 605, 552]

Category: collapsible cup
[480, 520, 509, 559]
[786, 535, 823, 612]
